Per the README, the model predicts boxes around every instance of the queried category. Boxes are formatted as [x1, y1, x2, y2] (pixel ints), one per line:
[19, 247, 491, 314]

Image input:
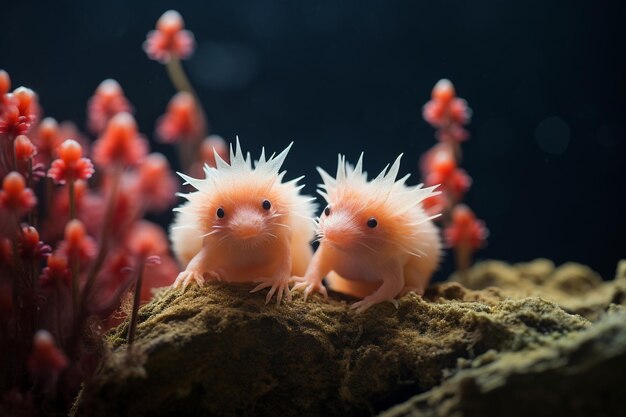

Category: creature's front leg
[250, 234, 293, 305]
[173, 244, 218, 290]
[291, 243, 332, 301]
[351, 263, 404, 313]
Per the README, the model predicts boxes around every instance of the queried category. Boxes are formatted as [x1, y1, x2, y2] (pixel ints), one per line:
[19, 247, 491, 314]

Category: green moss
[74, 273, 592, 417]
[381, 310, 626, 417]
[452, 259, 626, 320]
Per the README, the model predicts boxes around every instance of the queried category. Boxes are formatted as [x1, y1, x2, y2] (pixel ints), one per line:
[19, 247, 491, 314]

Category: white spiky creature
[170, 139, 316, 304]
[292, 153, 442, 313]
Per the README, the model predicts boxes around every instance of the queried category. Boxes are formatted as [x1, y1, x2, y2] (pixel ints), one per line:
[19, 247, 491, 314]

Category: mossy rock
[381, 308, 626, 417]
[73, 276, 591, 417]
[452, 259, 626, 319]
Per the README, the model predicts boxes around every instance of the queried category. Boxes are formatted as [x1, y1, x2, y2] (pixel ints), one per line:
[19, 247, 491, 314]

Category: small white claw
[291, 277, 328, 302]
[350, 296, 398, 314]
[250, 280, 272, 293]
[250, 275, 291, 305]
[173, 270, 205, 291]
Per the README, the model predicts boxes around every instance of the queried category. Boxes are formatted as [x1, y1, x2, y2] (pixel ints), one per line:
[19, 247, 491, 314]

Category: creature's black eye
[216, 207, 225, 218]
[367, 217, 378, 228]
[324, 205, 331, 216]
[262, 199, 271, 210]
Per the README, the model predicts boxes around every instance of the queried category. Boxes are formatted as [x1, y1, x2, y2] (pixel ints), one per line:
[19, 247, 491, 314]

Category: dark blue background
[1, 0, 624, 279]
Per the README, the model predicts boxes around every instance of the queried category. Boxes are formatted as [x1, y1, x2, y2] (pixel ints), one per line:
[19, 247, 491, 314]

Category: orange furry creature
[292, 154, 442, 313]
[169, 140, 316, 304]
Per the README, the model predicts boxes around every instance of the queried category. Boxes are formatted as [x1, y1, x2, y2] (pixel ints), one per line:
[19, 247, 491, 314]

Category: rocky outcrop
[72, 260, 626, 417]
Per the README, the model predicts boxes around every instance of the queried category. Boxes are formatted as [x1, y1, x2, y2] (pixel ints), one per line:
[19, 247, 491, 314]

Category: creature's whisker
[171, 224, 193, 230]
[199, 230, 221, 238]
[215, 235, 231, 247]
[355, 240, 376, 253]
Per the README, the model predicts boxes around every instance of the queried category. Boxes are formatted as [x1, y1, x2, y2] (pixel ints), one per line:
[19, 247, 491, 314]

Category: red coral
[444, 205, 488, 250]
[39, 252, 70, 288]
[424, 148, 472, 201]
[422, 147, 472, 201]
[53, 179, 88, 216]
[140, 255, 177, 302]
[0, 237, 12, 266]
[422, 79, 471, 142]
[27, 330, 68, 376]
[80, 174, 142, 240]
[201, 135, 228, 167]
[126, 220, 169, 258]
[0, 87, 39, 137]
[48, 139, 95, 184]
[190, 135, 229, 177]
[156, 92, 202, 143]
[58, 219, 96, 262]
[422, 193, 446, 218]
[92, 112, 147, 167]
[87, 79, 133, 134]
[0, 69, 10, 96]
[0, 102, 28, 138]
[0, 171, 36, 215]
[436, 123, 469, 143]
[32, 117, 61, 163]
[143, 10, 195, 63]
[135, 153, 177, 212]
[14, 135, 37, 161]
[19, 225, 51, 260]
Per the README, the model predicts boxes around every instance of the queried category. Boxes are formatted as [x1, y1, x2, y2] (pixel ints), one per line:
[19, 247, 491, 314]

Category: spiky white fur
[169, 139, 316, 273]
[317, 153, 441, 259]
[293, 153, 442, 313]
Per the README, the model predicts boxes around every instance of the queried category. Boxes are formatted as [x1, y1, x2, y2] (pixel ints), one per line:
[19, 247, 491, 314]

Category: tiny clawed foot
[207, 270, 224, 282]
[350, 297, 398, 314]
[291, 278, 328, 302]
[251, 276, 291, 305]
[173, 270, 205, 291]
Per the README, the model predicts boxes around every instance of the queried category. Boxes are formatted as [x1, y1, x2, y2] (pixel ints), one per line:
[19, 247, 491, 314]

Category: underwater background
[1, 0, 624, 279]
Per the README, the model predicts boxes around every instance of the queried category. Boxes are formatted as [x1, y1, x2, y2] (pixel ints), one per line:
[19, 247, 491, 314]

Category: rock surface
[380, 307, 626, 417]
[72, 260, 626, 417]
[451, 258, 626, 319]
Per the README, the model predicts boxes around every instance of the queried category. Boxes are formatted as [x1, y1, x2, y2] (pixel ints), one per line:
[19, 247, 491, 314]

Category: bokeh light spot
[596, 123, 623, 148]
[189, 42, 257, 91]
[535, 116, 570, 155]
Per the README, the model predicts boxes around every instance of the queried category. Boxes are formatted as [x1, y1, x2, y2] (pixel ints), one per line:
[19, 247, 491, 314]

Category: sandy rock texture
[451, 258, 626, 319]
[72, 260, 626, 417]
[381, 307, 626, 417]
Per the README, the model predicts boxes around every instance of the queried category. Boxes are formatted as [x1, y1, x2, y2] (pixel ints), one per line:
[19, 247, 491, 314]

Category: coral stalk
[165, 57, 196, 97]
[68, 165, 121, 357]
[126, 258, 145, 347]
[164, 60, 206, 170]
[68, 179, 76, 220]
[421, 79, 486, 275]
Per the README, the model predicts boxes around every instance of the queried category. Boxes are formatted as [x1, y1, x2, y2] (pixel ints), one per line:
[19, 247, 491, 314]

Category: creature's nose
[236, 223, 261, 239]
[232, 209, 264, 240]
[322, 212, 356, 245]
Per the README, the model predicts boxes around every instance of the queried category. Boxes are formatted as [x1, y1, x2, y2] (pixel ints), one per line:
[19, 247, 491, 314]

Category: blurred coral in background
[421, 79, 488, 278]
[0, 10, 229, 415]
